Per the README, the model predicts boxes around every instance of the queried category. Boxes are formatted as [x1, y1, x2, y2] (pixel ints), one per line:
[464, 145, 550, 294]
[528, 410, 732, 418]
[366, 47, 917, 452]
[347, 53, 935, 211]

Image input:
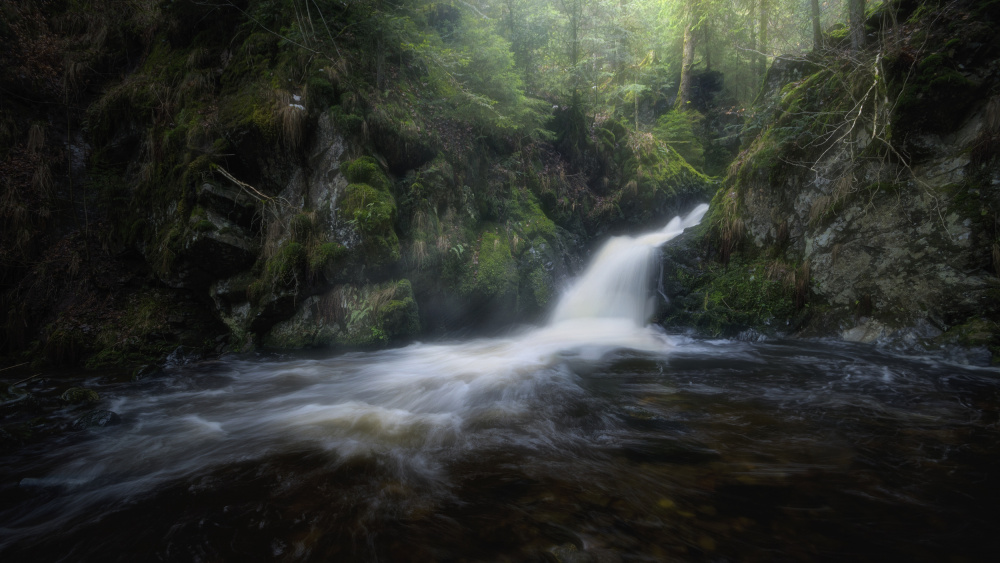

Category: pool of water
[1, 332, 997, 561]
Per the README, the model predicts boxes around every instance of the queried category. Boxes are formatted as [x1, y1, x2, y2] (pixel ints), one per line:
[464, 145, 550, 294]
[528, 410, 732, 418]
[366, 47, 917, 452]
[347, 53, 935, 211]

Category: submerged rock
[545, 543, 596, 563]
[71, 410, 121, 431]
[59, 387, 100, 404]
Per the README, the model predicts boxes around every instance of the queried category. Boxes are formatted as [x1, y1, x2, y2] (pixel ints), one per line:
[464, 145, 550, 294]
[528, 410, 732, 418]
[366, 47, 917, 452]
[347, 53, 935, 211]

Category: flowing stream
[2, 205, 998, 561]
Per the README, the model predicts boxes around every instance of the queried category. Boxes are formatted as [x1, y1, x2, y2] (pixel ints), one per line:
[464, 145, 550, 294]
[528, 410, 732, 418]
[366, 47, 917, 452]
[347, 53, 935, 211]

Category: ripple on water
[1, 337, 998, 561]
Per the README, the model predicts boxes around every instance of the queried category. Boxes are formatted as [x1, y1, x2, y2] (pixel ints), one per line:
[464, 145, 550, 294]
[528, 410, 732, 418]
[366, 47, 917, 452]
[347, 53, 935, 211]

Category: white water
[3, 204, 709, 536]
[552, 203, 709, 324]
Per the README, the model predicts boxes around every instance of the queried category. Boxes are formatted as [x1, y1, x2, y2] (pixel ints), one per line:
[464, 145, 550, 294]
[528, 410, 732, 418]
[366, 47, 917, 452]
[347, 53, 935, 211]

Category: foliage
[666, 257, 803, 336]
[653, 110, 706, 171]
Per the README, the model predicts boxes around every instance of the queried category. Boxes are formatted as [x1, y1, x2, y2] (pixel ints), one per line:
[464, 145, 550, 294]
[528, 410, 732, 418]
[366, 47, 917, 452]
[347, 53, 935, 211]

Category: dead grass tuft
[716, 188, 744, 264]
[795, 260, 810, 309]
[31, 162, 53, 198]
[809, 174, 852, 225]
[274, 90, 307, 150]
[410, 240, 428, 269]
[27, 123, 45, 154]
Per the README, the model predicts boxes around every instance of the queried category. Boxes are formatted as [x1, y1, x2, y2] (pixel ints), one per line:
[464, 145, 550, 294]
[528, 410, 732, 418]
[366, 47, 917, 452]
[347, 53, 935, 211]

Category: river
[1, 206, 998, 561]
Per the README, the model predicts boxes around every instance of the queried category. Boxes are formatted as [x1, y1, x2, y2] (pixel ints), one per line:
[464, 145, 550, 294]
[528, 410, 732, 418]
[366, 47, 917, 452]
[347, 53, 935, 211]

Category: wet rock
[0, 427, 16, 447]
[197, 182, 258, 229]
[545, 543, 596, 563]
[761, 56, 820, 100]
[263, 279, 419, 349]
[0, 390, 38, 415]
[841, 320, 888, 344]
[307, 111, 348, 211]
[177, 211, 257, 279]
[71, 410, 121, 430]
[60, 387, 99, 404]
[131, 364, 162, 381]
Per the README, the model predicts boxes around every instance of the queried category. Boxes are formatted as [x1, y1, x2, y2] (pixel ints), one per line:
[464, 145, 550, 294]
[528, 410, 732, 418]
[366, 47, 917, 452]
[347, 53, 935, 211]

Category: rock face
[663, 6, 1000, 362]
[740, 102, 998, 332]
[149, 105, 596, 351]
[0, 0, 717, 368]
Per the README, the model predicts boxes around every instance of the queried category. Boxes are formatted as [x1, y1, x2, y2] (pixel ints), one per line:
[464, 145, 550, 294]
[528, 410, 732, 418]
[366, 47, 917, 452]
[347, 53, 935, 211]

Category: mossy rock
[377, 279, 421, 340]
[891, 50, 980, 142]
[463, 231, 518, 300]
[936, 317, 1000, 364]
[337, 182, 401, 267]
[264, 241, 307, 290]
[309, 241, 346, 274]
[663, 257, 802, 337]
[342, 156, 390, 191]
[262, 279, 419, 349]
[60, 387, 100, 404]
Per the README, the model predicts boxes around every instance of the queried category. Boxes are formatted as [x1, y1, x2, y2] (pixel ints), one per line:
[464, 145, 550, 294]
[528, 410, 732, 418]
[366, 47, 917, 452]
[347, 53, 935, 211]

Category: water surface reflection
[1, 336, 997, 561]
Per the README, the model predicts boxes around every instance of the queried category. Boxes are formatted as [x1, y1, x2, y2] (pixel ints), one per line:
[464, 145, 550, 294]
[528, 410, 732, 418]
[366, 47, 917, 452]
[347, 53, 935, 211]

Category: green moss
[266, 279, 419, 349]
[653, 110, 706, 172]
[892, 49, 977, 135]
[306, 76, 336, 112]
[666, 258, 800, 337]
[78, 290, 208, 371]
[218, 86, 278, 141]
[527, 265, 552, 309]
[330, 105, 364, 134]
[265, 241, 306, 288]
[342, 156, 390, 191]
[308, 241, 345, 272]
[938, 317, 999, 348]
[246, 279, 269, 305]
[828, 24, 849, 42]
[463, 231, 518, 299]
[377, 280, 420, 339]
[194, 219, 216, 232]
[338, 182, 400, 263]
[290, 213, 314, 242]
[60, 387, 100, 404]
[510, 192, 556, 242]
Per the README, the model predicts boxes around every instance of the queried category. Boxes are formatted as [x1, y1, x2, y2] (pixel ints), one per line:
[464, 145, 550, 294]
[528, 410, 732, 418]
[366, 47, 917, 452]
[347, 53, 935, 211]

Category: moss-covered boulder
[60, 388, 100, 404]
[262, 279, 419, 349]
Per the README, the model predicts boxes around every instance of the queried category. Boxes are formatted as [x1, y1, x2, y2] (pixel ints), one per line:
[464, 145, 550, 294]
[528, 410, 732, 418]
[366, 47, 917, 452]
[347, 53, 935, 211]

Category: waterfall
[0, 204, 713, 544]
[551, 203, 709, 326]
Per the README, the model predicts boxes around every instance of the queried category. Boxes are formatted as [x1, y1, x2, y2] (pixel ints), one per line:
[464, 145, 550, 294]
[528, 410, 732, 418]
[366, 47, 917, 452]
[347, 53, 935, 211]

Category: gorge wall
[0, 0, 714, 373]
[662, 0, 1000, 364]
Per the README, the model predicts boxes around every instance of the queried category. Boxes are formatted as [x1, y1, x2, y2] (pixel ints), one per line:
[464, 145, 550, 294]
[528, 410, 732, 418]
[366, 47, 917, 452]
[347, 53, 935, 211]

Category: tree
[849, 0, 866, 51]
[810, 0, 822, 50]
[674, 0, 698, 111]
[757, 0, 770, 79]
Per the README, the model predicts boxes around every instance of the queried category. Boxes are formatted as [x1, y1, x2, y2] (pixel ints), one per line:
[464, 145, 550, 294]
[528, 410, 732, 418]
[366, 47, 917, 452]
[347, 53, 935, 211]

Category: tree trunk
[758, 0, 769, 79]
[569, 0, 580, 105]
[850, 0, 866, 52]
[675, 19, 696, 111]
[750, 0, 757, 86]
[811, 0, 822, 50]
[703, 21, 711, 71]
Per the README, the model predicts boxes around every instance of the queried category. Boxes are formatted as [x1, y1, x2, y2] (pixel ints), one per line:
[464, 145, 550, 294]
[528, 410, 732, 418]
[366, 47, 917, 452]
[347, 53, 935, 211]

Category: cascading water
[3, 201, 998, 562]
[0, 204, 711, 541]
[551, 203, 709, 325]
